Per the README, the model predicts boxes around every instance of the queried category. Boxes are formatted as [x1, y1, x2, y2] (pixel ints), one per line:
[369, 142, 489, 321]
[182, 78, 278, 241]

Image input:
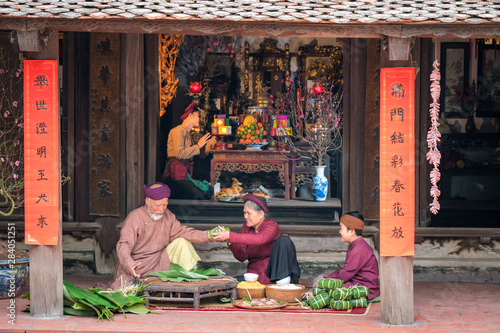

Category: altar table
[210, 149, 291, 200]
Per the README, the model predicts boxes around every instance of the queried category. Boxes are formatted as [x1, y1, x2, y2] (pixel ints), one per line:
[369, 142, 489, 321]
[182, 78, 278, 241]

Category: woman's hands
[211, 225, 231, 242]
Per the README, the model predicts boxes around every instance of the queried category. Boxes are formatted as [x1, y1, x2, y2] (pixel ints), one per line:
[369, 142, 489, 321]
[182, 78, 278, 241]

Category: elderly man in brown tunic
[111, 182, 211, 289]
[162, 102, 216, 199]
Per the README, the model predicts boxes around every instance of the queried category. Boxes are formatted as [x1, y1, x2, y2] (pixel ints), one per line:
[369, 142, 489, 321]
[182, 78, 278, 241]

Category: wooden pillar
[380, 36, 414, 325]
[122, 34, 145, 213]
[27, 29, 63, 318]
[342, 38, 367, 213]
[144, 34, 160, 185]
[417, 38, 433, 227]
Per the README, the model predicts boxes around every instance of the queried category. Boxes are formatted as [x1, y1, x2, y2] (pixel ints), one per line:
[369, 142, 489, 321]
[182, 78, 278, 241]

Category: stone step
[167, 198, 342, 226]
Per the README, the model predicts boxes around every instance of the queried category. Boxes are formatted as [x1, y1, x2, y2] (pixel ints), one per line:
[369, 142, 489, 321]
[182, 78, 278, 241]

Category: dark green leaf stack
[23, 280, 151, 321]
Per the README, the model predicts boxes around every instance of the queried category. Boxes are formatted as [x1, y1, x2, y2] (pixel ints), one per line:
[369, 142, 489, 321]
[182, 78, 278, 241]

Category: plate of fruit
[236, 115, 268, 149]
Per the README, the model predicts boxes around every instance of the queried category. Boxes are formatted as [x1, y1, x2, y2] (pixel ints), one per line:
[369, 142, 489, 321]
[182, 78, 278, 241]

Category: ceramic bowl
[244, 273, 259, 282]
[276, 276, 291, 287]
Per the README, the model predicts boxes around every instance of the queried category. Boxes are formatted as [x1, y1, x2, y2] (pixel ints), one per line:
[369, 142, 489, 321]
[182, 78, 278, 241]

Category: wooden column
[121, 34, 145, 213]
[144, 34, 160, 185]
[380, 36, 414, 325]
[28, 29, 63, 318]
[342, 38, 367, 213]
[417, 38, 433, 227]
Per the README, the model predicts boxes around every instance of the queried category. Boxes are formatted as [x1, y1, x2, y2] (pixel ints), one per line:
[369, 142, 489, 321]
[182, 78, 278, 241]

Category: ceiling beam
[2, 18, 500, 39]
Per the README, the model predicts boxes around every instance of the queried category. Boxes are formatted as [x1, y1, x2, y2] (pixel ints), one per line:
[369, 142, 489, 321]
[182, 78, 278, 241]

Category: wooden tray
[232, 299, 288, 310]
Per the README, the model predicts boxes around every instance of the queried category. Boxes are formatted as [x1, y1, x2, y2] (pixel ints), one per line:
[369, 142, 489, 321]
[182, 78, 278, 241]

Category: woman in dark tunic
[212, 194, 301, 285]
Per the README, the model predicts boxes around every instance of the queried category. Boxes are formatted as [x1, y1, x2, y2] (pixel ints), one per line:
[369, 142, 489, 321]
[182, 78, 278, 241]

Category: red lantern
[313, 84, 325, 95]
[189, 82, 203, 94]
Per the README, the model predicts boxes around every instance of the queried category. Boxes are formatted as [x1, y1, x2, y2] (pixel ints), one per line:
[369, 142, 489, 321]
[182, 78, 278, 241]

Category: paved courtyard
[0, 274, 499, 332]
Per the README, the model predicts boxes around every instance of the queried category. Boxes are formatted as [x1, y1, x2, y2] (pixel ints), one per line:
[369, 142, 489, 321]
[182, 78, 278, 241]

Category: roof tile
[0, 0, 499, 28]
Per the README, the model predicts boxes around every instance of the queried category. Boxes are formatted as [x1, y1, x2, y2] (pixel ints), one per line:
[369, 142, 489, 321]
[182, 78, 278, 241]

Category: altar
[210, 149, 291, 200]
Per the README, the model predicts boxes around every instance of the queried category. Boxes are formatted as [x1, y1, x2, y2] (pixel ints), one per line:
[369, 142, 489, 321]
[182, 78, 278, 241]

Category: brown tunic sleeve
[167, 124, 200, 160]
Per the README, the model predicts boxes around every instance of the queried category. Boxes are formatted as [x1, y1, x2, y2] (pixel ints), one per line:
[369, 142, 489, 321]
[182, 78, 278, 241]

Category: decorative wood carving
[16, 30, 41, 52]
[159, 34, 184, 117]
[388, 37, 411, 61]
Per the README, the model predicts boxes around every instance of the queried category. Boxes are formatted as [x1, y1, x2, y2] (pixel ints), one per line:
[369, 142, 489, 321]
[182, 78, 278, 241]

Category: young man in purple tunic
[324, 212, 380, 301]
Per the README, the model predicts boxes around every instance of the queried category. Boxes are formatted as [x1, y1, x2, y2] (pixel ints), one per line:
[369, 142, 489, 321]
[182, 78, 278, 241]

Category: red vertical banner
[380, 68, 415, 256]
[24, 60, 59, 245]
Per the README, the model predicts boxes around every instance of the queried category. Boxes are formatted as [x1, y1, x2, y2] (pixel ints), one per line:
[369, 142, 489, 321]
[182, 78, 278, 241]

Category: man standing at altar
[162, 102, 216, 199]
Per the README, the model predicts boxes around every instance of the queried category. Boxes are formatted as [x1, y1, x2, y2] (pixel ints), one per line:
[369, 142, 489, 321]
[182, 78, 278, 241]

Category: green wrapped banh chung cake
[317, 278, 343, 289]
[308, 293, 330, 310]
[350, 297, 368, 308]
[208, 226, 230, 240]
[330, 299, 353, 310]
[349, 285, 369, 299]
[329, 287, 352, 301]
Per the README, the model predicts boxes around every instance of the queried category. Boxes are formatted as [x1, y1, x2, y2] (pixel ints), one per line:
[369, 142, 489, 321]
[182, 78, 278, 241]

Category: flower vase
[312, 165, 328, 202]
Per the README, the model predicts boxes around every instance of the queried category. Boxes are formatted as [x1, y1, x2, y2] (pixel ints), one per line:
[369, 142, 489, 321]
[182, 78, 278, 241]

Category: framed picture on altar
[476, 40, 500, 117]
[440, 43, 471, 118]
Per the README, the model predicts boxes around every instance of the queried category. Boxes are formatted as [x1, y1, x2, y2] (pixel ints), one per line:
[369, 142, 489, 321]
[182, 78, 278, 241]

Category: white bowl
[244, 273, 259, 282]
[276, 276, 291, 287]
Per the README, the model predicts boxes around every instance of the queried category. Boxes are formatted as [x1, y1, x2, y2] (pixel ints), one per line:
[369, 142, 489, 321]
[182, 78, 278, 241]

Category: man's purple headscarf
[139, 182, 171, 207]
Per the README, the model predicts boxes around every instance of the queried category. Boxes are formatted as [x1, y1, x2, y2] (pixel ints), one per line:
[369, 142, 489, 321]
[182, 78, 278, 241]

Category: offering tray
[233, 298, 288, 310]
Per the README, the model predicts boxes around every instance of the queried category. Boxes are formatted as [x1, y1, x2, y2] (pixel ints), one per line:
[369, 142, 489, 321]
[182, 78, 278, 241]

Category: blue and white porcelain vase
[312, 165, 328, 202]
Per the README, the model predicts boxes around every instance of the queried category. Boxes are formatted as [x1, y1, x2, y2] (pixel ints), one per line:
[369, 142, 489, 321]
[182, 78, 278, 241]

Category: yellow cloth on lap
[166, 238, 201, 271]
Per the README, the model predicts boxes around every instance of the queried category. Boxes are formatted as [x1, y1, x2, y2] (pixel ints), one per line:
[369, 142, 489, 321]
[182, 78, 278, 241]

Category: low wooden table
[142, 277, 238, 309]
[210, 149, 291, 200]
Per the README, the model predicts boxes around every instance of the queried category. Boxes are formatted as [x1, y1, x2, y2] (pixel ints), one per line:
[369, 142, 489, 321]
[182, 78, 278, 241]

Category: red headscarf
[243, 193, 269, 214]
[180, 102, 197, 121]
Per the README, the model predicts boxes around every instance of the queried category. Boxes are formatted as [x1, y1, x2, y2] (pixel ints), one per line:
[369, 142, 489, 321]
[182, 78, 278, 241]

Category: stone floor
[0, 274, 499, 332]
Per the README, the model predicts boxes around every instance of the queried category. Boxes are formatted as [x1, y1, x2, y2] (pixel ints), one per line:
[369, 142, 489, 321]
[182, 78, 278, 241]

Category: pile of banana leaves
[148, 263, 224, 282]
[22, 280, 152, 321]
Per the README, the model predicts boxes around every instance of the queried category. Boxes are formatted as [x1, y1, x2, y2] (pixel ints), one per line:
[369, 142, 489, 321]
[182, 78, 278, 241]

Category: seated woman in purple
[212, 194, 301, 285]
[324, 212, 380, 301]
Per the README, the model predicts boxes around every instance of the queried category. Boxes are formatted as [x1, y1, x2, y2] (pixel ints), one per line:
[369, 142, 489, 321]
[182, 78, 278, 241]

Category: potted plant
[271, 78, 343, 201]
[0, 243, 29, 298]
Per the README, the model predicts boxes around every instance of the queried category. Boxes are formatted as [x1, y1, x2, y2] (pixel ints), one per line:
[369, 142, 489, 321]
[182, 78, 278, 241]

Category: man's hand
[129, 263, 141, 278]
[197, 133, 212, 149]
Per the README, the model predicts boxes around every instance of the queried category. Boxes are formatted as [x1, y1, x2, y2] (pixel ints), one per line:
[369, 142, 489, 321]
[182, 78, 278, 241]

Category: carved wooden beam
[3, 18, 500, 39]
[387, 37, 411, 61]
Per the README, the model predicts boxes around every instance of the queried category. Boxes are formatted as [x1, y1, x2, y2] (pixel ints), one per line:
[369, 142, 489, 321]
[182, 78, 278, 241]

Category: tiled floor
[0, 274, 499, 332]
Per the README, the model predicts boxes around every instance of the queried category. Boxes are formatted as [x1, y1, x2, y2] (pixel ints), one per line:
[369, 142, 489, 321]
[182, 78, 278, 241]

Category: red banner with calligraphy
[24, 60, 59, 245]
[380, 68, 415, 256]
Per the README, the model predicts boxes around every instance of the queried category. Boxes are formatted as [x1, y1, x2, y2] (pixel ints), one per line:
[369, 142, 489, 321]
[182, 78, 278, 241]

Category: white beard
[147, 207, 163, 221]
[149, 213, 163, 221]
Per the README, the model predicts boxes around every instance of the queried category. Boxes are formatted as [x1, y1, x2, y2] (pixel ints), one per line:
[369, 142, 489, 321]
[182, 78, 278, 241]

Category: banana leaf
[190, 267, 223, 276]
[64, 307, 97, 317]
[149, 263, 210, 282]
[123, 303, 150, 315]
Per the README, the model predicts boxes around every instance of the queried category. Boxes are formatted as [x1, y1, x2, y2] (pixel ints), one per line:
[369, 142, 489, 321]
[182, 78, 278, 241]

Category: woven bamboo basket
[265, 284, 305, 303]
[236, 286, 266, 299]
